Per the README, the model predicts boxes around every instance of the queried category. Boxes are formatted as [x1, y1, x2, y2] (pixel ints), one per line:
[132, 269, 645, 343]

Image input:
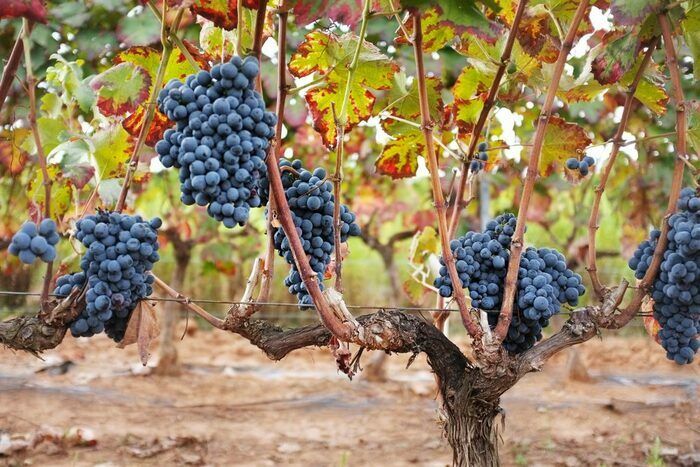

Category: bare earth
[0, 327, 698, 466]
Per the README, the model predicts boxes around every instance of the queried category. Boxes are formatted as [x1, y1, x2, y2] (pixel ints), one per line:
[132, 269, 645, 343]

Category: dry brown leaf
[118, 300, 160, 365]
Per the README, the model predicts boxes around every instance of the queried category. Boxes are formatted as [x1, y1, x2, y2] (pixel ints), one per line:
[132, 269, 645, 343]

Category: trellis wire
[0, 289, 654, 317]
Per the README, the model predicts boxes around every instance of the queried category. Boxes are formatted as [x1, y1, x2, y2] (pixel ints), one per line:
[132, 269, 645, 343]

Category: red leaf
[0, 0, 47, 23]
[123, 108, 172, 147]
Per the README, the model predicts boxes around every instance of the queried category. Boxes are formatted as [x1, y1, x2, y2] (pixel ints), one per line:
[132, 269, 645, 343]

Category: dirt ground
[0, 324, 698, 466]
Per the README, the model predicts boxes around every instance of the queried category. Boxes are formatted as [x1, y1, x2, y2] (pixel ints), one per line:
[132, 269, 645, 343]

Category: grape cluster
[629, 187, 700, 364]
[565, 155, 596, 176]
[155, 55, 276, 228]
[269, 159, 361, 307]
[8, 219, 60, 264]
[55, 212, 161, 342]
[469, 142, 489, 173]
[434, 213, 585, 353]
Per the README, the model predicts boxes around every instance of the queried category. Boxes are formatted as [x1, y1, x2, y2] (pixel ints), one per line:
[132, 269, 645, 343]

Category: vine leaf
[396, 3, 501, 51]
[610, 0, 664, 26]
[688, 103, 700, 157]
[91, 63, 153, 117]
[620, 58, 668, 115]
[289, 30, 398, 148]
[0, 128, 30, 175]
[191, 0, 259, 31]
[540, 117, 591, 176]
[516, 11, 558, 64]
[92, 126, 135, 180]
[0, 0, 47, 23]
[108, 46, 206, 145]
[410, 226, 439, 264]
[48, 140, 95, 190]
[199, 20, 237, 61]
[376, 74, 442, 179]
[118, 300, 160, 366]
[28, 166, 73, 218]
[682, 1, 700, 80]
[452, 66, 490, 136]
[592, 30, 640, 85]
[286, 0, 365, 28]
[45, 55, 96, 113]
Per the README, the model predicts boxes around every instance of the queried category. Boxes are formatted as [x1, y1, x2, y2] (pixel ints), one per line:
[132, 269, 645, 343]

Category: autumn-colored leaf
[610, 0, 664, 26]
[516, 12, 558, 63]
[403, 276, 428, 305]
[290, 0, 365, 28]
[199, 19, 237, 61]
[28, 165, 73, 218]
[375, 132, 424, 179]
[91, 62, 152, 117]
[192, 0, 237, 30]
[92, 126, 135, 180]
[0, 0, 47, 23]
[0, 128, 30, 175]
[289, 30, 398, 148]
[395, 6, 457, 52]
[592, 30, 640, 85]
[540, 117, 592, 176]
[118, 300, 160, 365]
[409, 226, 439, 264]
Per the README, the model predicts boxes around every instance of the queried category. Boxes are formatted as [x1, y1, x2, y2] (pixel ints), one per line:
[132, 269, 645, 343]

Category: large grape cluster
[269, 159, 361, 307]
[8, 219, 59, 264]
[55, 212, 161, 342]
[629, 187, 700, 364]
[155, 56, 276, 228]
[434, 213, 585, 353]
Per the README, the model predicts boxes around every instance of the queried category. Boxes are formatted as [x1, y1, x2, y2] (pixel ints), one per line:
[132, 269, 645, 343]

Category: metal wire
[0, 289, 655, 317]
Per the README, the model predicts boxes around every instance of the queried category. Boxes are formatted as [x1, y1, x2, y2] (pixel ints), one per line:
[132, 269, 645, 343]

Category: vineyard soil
[0, 329, 698, 466]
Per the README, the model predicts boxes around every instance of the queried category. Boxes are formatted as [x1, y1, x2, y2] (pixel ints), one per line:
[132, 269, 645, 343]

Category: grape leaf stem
[448, 0, 528, 239]
[21, 19, 53, 311]
[494, 0, 590, 344]
[412, 12, 483, 344]
[257, 10, 289, 303]
[146, 0, 200, 71]
[586, 37, 659, 298]
[115, 6, 184, 212]
[614, 13, 687, 327]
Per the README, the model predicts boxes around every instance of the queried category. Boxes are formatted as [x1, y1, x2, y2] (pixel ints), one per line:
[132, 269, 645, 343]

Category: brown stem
[586, 37, 659, 298]
[21, 20, 53, 310]
[116, 7, 184, 212]
[0, 24, 29, 118]
[252, 0, 268, 91]
[447, 0, 528, 238]
[257, 10, 289, 303]
[412, 12, 483, 343]
[616, 13, 687, 325]
[494, 0, 590, 343]
[263, 129, 356, 341]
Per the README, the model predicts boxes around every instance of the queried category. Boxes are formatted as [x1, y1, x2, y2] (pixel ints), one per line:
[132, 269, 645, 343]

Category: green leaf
[410, 226, 439, 264]
[199, 20, 236, 61]
[27, 165, 73, 218]
[452, 66, 490, 136]
[44, 55, 96, 113]
[541, 117, 591, 176]
[401, 0, 501, 45]
[591, 30, 640, 85]
[619, 55, 668, 115]
[688, 103, 700, 157]
[91, 62, 152, 117]
[610, 0, 664, 26]
[289, 30, 399, 148]
[682, 0, 700, 80]
[117, 7, 161, 46]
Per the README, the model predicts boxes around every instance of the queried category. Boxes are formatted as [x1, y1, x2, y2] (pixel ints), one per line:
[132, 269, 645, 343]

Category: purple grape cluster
[155, 55, 276, 228]
[268, 159, 361, 307]
[629, 187, 700, 364]
[565, 155, 596, 176]
[469, 142, 489, 173]
[55, 211, 161, 342]
[435, 213, 585, 353]
[8, 219, 59, 264]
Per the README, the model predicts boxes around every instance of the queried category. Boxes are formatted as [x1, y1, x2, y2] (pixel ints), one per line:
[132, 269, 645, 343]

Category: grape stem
[21, 19, 53, 311]
[586, 37, 659, 299]
[252, 0, 269, 91]
[153, 275, 226, 328]
[331, 0, 372, 292]
[494, 0, 590, 344]
[412, 12, 484, 345]
[115, 6, 185, 213]
[257, 9, 289, 304]
[447, 0, 528, 239]
[612, 13, 687, 328]
[145, 0, 200, 71]
[0, 22, 31, 117]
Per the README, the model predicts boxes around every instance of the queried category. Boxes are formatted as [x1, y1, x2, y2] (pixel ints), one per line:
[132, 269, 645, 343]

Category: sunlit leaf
[27, 165, 73, 218]
[92, 126, 135, 180]
[688, 103, 700, 157]
[47, 139, 95, 189]
[199, 20, 237, 61]
[45, 55, 96, 113]
[289, 30, 398, 147]
[409, 226, 439, 264]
